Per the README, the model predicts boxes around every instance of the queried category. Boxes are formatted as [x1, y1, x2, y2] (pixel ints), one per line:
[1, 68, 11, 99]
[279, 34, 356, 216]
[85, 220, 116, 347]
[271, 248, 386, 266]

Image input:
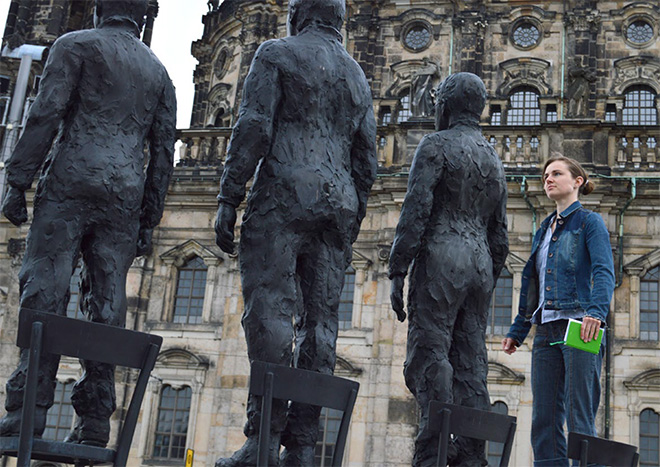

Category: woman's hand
[502, 338, 517, 355]
[581, 316, 602, 342]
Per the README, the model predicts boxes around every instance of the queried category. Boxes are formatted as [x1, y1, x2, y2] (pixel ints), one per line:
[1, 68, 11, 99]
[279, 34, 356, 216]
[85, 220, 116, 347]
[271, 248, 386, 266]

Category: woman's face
[543, 161, 583, 202]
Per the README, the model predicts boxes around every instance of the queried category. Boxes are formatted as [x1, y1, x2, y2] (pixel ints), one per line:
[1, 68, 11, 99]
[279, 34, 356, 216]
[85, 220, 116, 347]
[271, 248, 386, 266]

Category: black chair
[567, 432, 639, 467]
[428, 401, 517, 467]
[249, 360, 360, 467]
[0, 309, 162, 467]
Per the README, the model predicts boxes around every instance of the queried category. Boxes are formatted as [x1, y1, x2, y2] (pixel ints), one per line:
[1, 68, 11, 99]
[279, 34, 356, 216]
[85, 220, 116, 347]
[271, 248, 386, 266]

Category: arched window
[486, 401, 509, 466]
[173, 257, 208, 324]
[640, 266, 659, 340]
[396, 89, 412, 123]
[153, 386, 192, 460]
[315, 407, 343, 466]
[43, 380, 75, 441]
[507, 87, 541, 125]
[640, 408, 660, 467]
[338, 266, 355, 330]
[623, 86, 658, 125]
[66, 264, 83, 319]
[488, 269, 513, 335]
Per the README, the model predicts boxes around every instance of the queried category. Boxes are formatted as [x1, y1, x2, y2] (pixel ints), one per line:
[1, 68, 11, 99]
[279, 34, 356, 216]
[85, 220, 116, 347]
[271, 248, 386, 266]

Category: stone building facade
[1, 1, 660, 466]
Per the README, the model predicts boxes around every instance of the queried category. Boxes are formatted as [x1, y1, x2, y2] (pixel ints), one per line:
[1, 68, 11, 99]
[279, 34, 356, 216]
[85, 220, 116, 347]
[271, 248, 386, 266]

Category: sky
[0, 0, 211, 130]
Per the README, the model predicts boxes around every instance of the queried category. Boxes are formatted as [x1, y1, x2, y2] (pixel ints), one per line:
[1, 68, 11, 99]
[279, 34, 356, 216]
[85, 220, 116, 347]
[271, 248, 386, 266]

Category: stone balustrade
[614, 129, 659, 170]
[176, 128, 232, 167]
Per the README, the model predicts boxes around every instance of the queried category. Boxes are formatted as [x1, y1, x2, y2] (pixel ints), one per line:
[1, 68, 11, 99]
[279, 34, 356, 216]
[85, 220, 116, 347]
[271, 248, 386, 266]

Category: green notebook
[561, 318, 604, 354]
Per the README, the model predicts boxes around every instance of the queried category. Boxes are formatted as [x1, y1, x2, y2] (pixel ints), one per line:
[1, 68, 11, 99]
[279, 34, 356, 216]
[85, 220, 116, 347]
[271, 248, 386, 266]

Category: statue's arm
[218, 41, 281, 208]
[389, 136, 443, 278]
[141, 75, 177, 229]
[488, 181, 509, 283]
[350, 104, 378, 242]
[6, 35, 82, 191]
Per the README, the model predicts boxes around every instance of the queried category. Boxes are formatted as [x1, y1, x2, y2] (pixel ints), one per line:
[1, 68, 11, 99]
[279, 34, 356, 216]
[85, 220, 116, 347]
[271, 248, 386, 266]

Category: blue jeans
[531, 320, 604, 467]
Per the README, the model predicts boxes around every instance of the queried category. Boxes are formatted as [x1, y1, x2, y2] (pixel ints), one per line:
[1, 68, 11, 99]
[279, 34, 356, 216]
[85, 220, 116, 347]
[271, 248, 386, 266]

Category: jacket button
[547, 300, 553, 306]
[548, 253, 554, 258]
[547, 269, 552, 273]
[546, 286, 551, 291]
[552, 236, 558, 241]
[558, 220, 564, 225]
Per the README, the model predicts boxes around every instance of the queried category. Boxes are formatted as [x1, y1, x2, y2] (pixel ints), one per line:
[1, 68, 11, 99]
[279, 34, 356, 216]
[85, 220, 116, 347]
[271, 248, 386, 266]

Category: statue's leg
[280, 235, 347, 466]
[448, 281, 492, 467]
[66, 216, 138, 447]
[404, 258, 466, 467]
[217, 222, 300, 467]
[0, 201, 83, 436]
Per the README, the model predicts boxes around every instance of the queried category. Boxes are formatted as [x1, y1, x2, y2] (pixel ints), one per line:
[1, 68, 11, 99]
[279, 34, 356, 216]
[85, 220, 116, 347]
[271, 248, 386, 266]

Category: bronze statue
[214, 0, 377, 464]
[390, 73, 509, 466]
[0, 0, 176, 448]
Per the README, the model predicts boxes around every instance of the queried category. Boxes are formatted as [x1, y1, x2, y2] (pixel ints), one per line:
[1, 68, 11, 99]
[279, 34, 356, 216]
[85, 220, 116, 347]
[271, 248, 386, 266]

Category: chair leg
[17, 322, 44, 467]
[333, 387, 358, 467]
[499, 422, 516, 467]
[579, 439, 588, 467]
[437, 409, 451, 467]
[258, 372, 275, 467]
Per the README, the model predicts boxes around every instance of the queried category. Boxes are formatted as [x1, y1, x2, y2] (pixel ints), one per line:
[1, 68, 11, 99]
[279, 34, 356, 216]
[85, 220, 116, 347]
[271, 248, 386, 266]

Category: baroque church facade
[1, 1, 660, 466]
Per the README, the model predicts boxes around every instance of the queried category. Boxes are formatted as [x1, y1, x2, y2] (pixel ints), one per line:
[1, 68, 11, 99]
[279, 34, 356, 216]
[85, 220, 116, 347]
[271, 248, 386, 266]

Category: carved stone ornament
[565, 10, 601, 33]
[497, 57, 552, 96]
[387, 59, 438, 97]
[611, 56, 660, 94]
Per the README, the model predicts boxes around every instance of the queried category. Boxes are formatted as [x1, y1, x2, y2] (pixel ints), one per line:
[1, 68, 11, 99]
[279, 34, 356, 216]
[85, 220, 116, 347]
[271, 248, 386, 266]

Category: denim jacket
[506, 201, 615, 345]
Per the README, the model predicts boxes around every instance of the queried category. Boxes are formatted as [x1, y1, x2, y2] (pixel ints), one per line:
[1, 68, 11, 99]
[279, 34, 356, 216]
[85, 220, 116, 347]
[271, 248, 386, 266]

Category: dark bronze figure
[214, 0, 377, 464]
[0, 0, 176, 448]
[389, 73, 509, 467]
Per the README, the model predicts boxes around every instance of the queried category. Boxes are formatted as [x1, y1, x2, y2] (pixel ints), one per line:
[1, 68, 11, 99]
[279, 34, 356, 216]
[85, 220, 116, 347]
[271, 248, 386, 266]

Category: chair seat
[0, 436, 115, 465]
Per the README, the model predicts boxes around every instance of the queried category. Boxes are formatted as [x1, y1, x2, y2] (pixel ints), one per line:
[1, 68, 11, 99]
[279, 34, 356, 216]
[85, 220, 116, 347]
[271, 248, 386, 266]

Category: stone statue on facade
[213, 0, 377, 465]
[566, 66, 596, 118]
[411, 58, 441, 118]
[0, 0, 176, 447]
[389, 73, 509, 466]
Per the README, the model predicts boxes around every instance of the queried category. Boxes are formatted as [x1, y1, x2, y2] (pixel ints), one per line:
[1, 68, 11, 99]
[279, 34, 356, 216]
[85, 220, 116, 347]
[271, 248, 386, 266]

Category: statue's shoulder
[53, 28, 98, 46]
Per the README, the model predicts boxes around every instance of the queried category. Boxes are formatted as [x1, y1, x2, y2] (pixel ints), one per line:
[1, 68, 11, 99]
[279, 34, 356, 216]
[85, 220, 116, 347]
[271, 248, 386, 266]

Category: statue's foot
[0, 408, 47, 437]
[215, 436, 280, 467]
[280, 445, 315, 466]
[64, 416, 110, 448]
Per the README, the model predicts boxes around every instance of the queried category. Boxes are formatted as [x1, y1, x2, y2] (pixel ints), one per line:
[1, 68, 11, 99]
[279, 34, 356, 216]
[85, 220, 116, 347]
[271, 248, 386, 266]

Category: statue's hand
[136, 227, 154, 257]
[390, 274, 406, 322]
[2, 187, 28, 226]
[215, 202, 237, 255]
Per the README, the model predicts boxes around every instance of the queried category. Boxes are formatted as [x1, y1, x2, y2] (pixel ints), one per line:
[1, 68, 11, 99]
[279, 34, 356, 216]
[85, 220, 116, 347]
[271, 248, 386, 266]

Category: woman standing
[502, 155, 615, 466]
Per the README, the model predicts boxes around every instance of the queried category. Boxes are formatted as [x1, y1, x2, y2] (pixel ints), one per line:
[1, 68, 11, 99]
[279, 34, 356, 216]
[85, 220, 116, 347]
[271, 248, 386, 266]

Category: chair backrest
[567, 432, 639, 467]
[250, 361, 359, 411]
[17, 309, 162, 368]
[15, 309, 162, 467]
[428, 402, 516, 443]
[250, 361, 359, 467]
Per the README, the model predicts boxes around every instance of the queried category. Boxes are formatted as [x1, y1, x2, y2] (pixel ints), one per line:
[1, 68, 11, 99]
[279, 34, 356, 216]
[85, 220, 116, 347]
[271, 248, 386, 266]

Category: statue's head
[288, 0, 346, 36]
[434, 72, 487, 131]
[94, 0, 148, 31]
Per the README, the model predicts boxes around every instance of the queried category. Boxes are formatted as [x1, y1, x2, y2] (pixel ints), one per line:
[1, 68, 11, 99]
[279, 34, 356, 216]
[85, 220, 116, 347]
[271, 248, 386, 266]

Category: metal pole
[0, 53, 32, 202]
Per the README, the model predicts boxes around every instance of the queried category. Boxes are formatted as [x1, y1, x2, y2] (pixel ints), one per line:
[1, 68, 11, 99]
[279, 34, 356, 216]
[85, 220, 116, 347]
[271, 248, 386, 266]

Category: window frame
[639, 265, 659, 341]
[507, 87, 541, 126]
[488, 268, 514, 336]
[172, 256, 209, 325]
[152, 385, 193, 460]
[622, 86, 658, 126]
[640, 408, 660, 467]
